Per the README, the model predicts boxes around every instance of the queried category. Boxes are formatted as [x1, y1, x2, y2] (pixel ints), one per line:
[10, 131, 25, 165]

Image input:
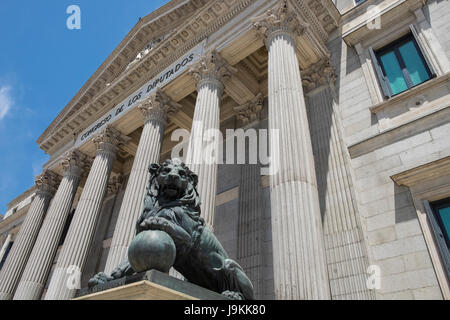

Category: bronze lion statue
[89, 159, 254, 300]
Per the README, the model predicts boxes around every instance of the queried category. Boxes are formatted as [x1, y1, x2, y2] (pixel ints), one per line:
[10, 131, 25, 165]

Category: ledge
[370, 72, 450, 114]
[348, 104, 450, 158]
[341, 0, 423, 46]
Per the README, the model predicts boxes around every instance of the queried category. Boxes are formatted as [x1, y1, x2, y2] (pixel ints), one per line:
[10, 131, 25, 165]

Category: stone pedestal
[75, 281, 197, 300]
[76, 270, 228, 300]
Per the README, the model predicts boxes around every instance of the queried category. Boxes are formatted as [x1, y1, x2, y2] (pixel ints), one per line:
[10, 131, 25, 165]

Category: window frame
[424, 199, 450, 282]
[374, 33, 434, 97]
[430, 198, 450, 248]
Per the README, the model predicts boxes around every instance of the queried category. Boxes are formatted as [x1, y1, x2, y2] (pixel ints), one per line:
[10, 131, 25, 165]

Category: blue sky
[0, 0, 170, 214]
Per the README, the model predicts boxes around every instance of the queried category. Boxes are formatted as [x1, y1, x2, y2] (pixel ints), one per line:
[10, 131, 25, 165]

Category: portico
[0, 0, 353, 300]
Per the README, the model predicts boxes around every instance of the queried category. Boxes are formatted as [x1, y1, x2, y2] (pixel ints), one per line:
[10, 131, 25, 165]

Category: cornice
[392, 156, 450, 187]
[37, 0, 209, 147]
[38, 0, 254, 156]
[38, 0, 339, 156]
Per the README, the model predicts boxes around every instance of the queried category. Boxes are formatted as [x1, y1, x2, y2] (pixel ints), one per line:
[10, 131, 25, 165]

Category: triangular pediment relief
[37, 0, 209, 149]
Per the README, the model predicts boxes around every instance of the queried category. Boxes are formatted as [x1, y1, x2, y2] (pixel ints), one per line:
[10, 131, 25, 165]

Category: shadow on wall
[394, 184, 417, 224]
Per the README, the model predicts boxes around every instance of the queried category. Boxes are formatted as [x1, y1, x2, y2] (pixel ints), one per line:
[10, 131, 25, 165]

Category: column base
[0, 292, 12, 300]
[13, 281, 44, 300]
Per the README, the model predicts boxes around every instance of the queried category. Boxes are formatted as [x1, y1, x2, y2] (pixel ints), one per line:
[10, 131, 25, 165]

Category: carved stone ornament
[234, 93, 264, 125]
[301, 59, 337, 92]
[138, 89, 181, 124]
[251, 0, 309, 46]
[35, 170, 59, 197]
[93, 126, 128, 156]
[188, 50, 236, 89]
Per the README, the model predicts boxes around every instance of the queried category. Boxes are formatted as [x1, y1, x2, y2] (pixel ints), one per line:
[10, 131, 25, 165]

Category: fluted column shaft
[13, 151, 86, 300]
[44, 128, 122, 300]
[253, 1, 330, 300]
[186, 51, 233, 228]
[104, 90, 179, 274]
[0, 171, 58, 300]
[186, 80, 222, 228]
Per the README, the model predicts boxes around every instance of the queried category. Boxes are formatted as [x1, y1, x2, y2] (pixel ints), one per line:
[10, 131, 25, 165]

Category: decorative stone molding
[301, 59, 337, 93]
[61, 150, 89, 179]
[107, 174, 124, 196]
[188, 50, 236, 92]
[138, 89, 182, 125]
[251, 0, 309, 47]
[233, 93, 264, 125]
[35, 170, 59, 197]
[37, 0, 253, 154]
[93, 126, 128, 157]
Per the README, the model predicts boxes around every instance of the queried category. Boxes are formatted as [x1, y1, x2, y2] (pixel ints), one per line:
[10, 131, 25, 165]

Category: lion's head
[144, 159, 202, 217]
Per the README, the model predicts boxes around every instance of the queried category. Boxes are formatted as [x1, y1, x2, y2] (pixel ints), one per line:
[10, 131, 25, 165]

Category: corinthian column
[104, 89, 181, 274]
[45, 127, 124, 300]
[13, 151, 87, 300]
[252, 0, 330, 300]
[186, 50, 235, 228]
[0, 171, 59, 300]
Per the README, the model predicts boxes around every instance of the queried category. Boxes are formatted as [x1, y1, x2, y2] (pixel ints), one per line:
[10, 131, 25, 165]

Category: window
[355, 0, 366, 5]
[425, 198, 450, 280]
[370, 33, 434, 97]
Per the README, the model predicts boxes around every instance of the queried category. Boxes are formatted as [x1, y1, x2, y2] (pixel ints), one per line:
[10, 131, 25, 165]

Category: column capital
[251, 0, 308, 47]
[61, 150, 89, 179]
[302, 59, 337, 93]
[233, 93, 264, 125]
[93, 126, 127, 157]
[35, 170, 59, 197]
[138, 89, 181, 125]
[188, 50, 236, 91]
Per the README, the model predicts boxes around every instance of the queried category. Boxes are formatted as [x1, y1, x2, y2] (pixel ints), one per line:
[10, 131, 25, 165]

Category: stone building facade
[0, 0, 449, 300]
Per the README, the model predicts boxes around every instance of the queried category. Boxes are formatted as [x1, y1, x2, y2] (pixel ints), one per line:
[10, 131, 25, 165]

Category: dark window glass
[376, 34, 432, 96]
[355, 0, 366, 5]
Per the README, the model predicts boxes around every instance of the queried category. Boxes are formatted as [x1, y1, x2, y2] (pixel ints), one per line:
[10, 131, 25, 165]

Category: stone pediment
[37, 0, 340, 158]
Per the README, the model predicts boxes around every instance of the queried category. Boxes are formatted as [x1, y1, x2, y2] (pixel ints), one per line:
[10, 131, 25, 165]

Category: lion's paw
[88, 272, 113, 288]
[221, 290, 245, 300]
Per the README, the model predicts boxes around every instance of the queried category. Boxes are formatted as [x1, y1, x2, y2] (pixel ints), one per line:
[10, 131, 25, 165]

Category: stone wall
[327, 0, 450, 299]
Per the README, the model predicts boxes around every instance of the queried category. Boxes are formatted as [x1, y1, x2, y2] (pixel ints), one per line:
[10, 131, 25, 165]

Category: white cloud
[0, 86, 13, 120]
